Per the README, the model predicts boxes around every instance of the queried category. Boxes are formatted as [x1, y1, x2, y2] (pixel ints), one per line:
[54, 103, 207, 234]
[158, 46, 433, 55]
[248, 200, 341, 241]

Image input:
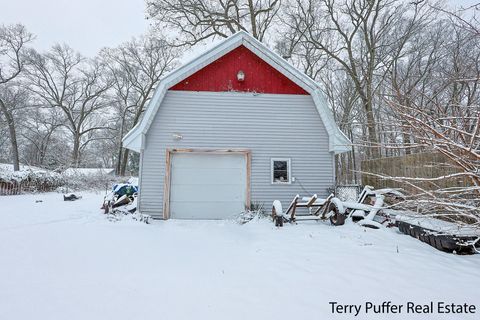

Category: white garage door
[169, 153, 247, 219]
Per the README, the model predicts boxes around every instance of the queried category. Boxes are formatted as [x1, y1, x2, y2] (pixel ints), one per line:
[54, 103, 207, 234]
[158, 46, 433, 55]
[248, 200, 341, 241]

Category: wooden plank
[296, 203, 323, 208]
[294, 216, 325, 221]
[285, 194, 299, 216]
[290, 196, 299, 221]
[171, 148, 251, 154]
[162, 149, 172, 219]
[303, 194, 317, 207]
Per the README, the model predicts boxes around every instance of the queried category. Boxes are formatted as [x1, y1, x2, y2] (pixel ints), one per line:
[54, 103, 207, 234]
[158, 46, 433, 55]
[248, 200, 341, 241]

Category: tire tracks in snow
[0, 214, 89, 231]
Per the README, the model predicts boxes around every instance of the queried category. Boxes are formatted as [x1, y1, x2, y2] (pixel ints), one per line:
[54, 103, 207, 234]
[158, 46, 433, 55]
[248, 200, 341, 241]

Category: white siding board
[140, 91, 334, 218]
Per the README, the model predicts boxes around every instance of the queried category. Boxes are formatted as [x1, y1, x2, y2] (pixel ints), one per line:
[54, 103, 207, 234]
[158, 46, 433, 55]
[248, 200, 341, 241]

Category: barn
[122, 31, 351, 220]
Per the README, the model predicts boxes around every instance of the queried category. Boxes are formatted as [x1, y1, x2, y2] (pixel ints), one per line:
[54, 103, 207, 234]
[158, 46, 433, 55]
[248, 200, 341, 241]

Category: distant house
[63, 168, 115, 177]
[123, 31, 351, 220]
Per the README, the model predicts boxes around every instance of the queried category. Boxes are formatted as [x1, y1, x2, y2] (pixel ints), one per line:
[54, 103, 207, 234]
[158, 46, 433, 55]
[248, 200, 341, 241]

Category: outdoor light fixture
[172, 133, 183, 140]
[237, 70, 245, 82]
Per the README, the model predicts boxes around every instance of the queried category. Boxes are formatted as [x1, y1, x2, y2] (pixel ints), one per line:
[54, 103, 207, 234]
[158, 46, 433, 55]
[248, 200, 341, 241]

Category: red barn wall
[170, 46, 308, 95]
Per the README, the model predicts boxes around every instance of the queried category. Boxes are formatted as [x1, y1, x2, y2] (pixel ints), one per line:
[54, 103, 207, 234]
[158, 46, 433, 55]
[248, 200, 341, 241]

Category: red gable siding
[170, 46, 308, 95]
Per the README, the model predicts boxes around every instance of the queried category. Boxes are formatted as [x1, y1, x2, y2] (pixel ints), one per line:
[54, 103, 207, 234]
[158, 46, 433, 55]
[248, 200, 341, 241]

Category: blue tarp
[112, 183, 138, 197]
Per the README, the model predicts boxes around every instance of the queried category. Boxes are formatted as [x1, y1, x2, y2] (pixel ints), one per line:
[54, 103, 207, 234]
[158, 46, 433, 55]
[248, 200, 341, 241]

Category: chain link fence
[335, 185, 363, 201]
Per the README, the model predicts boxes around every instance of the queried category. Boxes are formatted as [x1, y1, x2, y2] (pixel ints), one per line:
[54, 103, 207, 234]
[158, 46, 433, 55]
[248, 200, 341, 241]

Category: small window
[271, 158, 291, 184]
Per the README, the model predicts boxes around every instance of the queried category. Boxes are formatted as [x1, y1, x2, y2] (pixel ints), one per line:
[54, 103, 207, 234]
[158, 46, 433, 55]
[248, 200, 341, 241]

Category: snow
[62, 167, 115, 177]
[0, 163, 62, 183]
[0, 192, 479, 320]
[395, 213, 480, 237]
[127, 176, 139, 186]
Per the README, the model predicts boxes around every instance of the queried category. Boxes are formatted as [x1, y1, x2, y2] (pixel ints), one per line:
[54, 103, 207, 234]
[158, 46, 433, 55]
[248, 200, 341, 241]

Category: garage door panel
[171, 167, 245, 185]
[169, 201, 245, 219]
[172, 153, 245, 169]
[169, 152, 247, 219]
[169, 183, 245, 202]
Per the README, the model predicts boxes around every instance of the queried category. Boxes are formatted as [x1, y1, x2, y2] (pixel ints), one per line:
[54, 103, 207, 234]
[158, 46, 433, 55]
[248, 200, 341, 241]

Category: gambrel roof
[123, 31, 351, 154]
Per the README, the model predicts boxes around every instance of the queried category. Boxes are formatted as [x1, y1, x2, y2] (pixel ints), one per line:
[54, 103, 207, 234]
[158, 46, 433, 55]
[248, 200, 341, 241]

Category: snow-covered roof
[123, 31, 351, 154]
[63, 168, 115, 177]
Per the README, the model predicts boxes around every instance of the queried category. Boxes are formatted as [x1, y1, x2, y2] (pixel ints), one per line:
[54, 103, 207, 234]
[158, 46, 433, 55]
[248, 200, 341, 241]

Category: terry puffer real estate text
[329, 301, 476, 317]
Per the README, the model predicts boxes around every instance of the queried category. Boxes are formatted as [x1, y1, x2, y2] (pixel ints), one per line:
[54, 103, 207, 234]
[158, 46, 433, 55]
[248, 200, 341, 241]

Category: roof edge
[122, 31, 352, 154]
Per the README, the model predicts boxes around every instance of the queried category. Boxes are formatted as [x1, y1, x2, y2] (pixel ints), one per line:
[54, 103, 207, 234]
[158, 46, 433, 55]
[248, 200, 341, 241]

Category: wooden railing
[0, 181, 61, 195]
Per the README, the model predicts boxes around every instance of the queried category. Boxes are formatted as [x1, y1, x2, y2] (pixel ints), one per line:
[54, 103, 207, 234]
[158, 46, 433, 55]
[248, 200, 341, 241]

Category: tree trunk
[0, 99, 20, 171]
[118, 105, 145, 176]
[72, 133, 81, 168]
[116, 148, 123, 175]
[365, 100, 379, 158]
[119, 148, 129, 176]
[115, 114, 127, 175]
[402, 119, 412, 155]
[399, 97, 412, 155]
[247, 0, 258, 39]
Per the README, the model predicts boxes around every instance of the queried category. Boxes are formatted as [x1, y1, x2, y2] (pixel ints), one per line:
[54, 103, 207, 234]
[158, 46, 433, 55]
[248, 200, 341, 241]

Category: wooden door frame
[163, 148, 252, 219]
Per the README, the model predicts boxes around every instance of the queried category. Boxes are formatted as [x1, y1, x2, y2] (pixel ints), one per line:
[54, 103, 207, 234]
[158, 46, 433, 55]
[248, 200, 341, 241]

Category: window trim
[271, 158, 291, 185]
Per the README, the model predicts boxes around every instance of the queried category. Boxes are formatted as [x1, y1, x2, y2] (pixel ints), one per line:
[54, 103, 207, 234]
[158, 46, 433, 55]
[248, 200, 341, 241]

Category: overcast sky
[1, 0, 149, 57]
[1, 0, 478, 58]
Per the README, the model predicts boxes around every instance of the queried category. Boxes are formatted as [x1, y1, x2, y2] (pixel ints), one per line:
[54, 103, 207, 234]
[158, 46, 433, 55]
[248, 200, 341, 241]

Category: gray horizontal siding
[140, 91, 334, 218]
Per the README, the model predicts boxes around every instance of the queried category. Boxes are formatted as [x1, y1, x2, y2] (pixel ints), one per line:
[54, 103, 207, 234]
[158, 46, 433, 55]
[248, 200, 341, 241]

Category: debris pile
[63, 193, 82, 201]
[101, 181, 150, 223]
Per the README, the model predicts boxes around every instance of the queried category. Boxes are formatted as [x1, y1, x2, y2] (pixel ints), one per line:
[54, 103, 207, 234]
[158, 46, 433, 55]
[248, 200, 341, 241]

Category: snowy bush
[0, 163, 64, 194]
[60, 172, 118, 193]
[0, 163, 139, 195]
[237, 202, 268, 224]
[0, 163, 62, 183]
[59, 168, 137, 192]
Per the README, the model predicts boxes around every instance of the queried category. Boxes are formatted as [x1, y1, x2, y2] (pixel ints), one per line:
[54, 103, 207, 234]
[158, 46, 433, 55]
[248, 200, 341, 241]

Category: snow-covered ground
[0, 192, 479, 320]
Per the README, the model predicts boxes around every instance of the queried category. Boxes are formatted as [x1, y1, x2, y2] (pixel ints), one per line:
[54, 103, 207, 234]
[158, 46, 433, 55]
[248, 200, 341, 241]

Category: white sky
[1, 0, 149, 56]
[1, 0, 478, 58]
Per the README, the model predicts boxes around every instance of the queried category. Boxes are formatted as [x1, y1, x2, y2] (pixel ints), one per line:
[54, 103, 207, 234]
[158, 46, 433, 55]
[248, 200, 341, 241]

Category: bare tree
[371, 97, 480, 226]
[21, 106, 64, 168]
[0, 115, 8, 162]
[101, 34, 179, 175]
[385, 17, 447, 154]
[25, 45, 113, 167]
[0, 24, 33, 171]
[364, 7, 480, 228]
[147, 0, 281, 45]
[0, 83, 31, 168]
[282, 0, 437, 157]
[382, 9, 480, 151]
